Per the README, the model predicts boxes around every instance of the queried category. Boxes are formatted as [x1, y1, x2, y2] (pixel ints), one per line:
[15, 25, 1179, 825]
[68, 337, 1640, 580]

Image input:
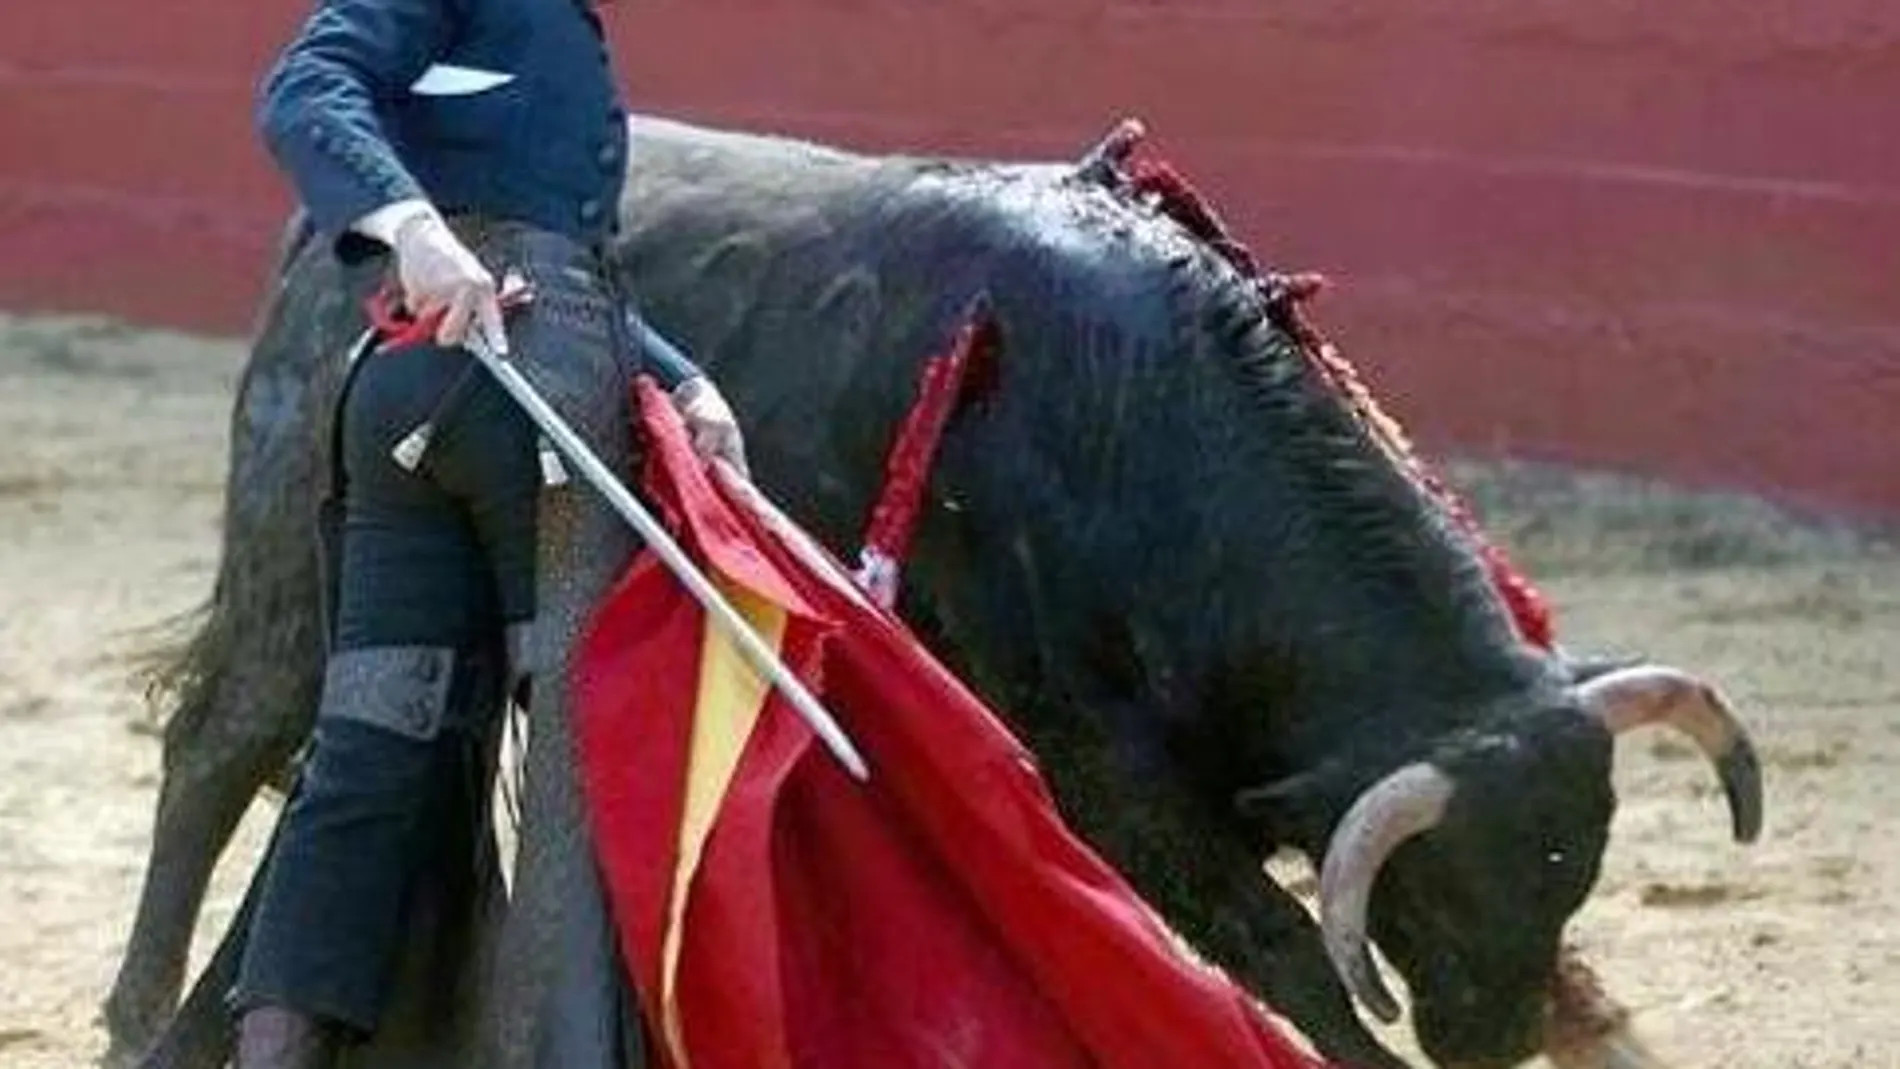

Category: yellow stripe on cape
[658, 577, 788, 1069]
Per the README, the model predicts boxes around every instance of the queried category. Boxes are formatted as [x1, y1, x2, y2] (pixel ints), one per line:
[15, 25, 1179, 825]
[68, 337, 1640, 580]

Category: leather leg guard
[317, 646, 457, 741]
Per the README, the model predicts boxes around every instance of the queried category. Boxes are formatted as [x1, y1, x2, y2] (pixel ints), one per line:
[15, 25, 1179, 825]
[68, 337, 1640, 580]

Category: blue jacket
[258, 0, 702, 384]
[256, 0, 628, 264]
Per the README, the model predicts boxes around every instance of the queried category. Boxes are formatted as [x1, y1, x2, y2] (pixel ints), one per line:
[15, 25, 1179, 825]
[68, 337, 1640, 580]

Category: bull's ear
[1235, 765, 1339, 838]
[1234, 773, 1309, 816]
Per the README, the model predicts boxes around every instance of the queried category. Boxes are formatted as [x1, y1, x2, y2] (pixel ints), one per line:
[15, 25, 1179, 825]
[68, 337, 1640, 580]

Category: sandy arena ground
[0, 310, 1894, 1068]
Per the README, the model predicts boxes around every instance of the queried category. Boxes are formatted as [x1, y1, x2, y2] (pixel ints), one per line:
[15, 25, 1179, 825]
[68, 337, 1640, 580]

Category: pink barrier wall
[3, 1, 1895, 519]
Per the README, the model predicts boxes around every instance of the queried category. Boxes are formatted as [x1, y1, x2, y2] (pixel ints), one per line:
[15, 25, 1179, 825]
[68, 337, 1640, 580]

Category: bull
[106, 114, 1763, 1069]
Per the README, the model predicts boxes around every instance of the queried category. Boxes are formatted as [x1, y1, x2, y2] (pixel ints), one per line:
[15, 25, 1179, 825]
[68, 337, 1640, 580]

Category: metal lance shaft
[462, 317, 871, 783]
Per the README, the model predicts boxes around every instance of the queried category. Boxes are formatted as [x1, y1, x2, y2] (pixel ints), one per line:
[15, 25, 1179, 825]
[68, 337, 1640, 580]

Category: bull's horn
[1575, 665, 1763, 843]
[1316, 761, 1456, 1023]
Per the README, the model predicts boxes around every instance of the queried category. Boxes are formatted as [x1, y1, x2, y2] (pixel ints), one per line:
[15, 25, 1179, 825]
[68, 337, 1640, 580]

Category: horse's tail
[127, 595, 226, 743]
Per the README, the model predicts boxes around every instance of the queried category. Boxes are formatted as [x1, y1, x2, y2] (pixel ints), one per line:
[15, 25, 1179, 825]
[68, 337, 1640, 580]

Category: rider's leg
[227, 342, 540, 1067]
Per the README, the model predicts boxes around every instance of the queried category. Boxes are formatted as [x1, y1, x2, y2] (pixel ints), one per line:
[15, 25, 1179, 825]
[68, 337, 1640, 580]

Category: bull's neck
[1204, 500, 1558, 783]
[1114, 406, 1560, 780]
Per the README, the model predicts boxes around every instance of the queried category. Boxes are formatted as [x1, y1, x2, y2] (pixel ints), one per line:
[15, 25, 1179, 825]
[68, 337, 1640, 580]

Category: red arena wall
[2, 0, 1895, 521]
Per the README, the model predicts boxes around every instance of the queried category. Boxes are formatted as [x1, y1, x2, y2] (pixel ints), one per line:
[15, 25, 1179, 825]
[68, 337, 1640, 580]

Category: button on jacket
[256, 0, 629, 262]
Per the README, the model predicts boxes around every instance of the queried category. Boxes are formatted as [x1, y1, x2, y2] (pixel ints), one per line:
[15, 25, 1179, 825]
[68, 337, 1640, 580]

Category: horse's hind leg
[102, 666, 310, 1066]
[102, 209, 356, 1064]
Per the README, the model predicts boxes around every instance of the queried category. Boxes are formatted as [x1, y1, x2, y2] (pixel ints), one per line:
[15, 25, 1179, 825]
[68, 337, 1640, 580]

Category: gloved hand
[389, 208, 508, 354]
[672, 375, 750, 479]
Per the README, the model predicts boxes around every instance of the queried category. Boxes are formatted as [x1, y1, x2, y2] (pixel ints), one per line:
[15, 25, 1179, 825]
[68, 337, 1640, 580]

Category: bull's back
[613, 115, 1202, 552]
[611, 114, 1256, 724]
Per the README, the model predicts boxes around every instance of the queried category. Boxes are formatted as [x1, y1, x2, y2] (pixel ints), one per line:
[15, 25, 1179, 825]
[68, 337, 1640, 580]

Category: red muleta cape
[572, 378, 1335, 1069]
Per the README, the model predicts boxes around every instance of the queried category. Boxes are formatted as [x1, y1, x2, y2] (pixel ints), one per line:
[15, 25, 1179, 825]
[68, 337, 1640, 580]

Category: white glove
[672, 376, 750, 479]
[387, 206, 507, 354]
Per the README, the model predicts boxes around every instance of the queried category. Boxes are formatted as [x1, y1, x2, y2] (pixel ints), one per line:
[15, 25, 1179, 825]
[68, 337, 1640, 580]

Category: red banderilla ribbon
[365, 273, 536, 353]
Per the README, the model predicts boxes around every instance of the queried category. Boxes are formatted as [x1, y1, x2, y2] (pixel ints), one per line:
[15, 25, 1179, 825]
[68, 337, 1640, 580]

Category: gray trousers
[231, 221, 635, 1036]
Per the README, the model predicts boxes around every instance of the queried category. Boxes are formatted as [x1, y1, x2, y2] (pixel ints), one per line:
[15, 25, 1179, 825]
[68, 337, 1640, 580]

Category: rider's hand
[672, 376, 750, 479]
[389, 208, 507, 354]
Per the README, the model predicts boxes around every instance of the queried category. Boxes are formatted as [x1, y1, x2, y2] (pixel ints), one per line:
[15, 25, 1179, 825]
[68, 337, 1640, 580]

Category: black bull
[107, 115, 1764, 1069]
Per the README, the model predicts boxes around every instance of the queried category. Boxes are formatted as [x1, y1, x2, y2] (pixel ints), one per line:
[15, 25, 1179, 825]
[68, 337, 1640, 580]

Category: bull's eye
[1546, 849, 1567, 866]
